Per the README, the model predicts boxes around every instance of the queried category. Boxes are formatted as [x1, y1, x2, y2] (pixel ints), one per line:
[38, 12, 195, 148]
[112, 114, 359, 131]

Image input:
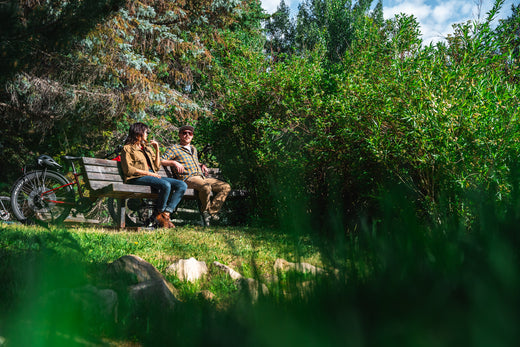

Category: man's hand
[201, 164, 209, 176]
[173, 161, 185, 173]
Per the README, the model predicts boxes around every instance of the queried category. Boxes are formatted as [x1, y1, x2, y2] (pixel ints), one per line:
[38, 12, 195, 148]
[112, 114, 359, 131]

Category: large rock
[166, 257, 208, 283]
[274, 258, 325, 275]
[106, 255, 179, 321]
[128, 279, 178, 313]
[106, 254, 166, 283]
[212, 261, 243, 280]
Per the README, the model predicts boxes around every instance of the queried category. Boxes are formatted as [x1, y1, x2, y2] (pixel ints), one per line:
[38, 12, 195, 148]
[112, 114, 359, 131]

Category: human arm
[161, 159, 186, 173]
[132, 167, 161, 178]
[150, 139, 161, 169]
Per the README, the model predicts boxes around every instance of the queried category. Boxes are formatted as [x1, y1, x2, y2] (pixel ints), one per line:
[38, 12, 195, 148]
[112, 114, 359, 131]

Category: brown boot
[163, 212, 175, 228]
[156, 211, 175, 228]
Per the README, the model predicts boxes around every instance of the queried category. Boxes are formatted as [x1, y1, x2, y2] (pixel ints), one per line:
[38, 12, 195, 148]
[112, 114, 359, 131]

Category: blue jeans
[128, 176, 187, 214]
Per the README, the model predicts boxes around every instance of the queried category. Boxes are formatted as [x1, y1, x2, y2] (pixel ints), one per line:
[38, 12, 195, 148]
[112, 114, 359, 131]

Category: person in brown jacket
[121, 122, 187, 228]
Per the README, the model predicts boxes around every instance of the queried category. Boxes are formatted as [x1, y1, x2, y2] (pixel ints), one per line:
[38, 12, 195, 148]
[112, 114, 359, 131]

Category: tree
[494, 3, 520, 82]
[0, 0, 125, 85]
[294, 0, 376, 62]
[0, 0, 259, 185]
[264, 0, 295, 58]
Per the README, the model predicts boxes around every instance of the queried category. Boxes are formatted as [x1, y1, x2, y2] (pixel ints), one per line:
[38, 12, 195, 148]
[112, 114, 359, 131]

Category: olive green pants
[186, 176, 231, 215]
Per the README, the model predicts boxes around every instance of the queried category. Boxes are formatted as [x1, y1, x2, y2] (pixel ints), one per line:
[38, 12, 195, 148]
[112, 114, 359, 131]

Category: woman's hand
[149, 139, 159, 149]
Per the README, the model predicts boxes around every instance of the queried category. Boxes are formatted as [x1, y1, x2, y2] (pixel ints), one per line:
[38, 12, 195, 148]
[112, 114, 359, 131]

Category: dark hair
[125, 122, 149, 144]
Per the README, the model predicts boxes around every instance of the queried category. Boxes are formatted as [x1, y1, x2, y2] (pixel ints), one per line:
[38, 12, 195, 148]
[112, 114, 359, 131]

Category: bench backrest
[81, 157, 169, 191]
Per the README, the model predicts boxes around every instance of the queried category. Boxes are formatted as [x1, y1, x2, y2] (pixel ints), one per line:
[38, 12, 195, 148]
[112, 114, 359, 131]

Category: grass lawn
[0, 222, 325, 301]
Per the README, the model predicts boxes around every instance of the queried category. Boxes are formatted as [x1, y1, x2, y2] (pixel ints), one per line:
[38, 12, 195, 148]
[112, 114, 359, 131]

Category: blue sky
[260, 0, 516, 44]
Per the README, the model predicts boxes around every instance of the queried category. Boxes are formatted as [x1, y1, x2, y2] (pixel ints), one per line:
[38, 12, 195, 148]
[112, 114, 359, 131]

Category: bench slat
[89, 183, 158, 199]
[84, 166, 122, 175]
[82, 157, 120, 166]
[84, 172, 125, 182]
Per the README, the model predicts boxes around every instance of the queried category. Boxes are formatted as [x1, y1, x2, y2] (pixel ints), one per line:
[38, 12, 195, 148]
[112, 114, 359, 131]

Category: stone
[212, 261, 243, 280]
[273, 258, 324, 275]
[237, 278, 269, 302]
[128, 279, 179, 313]
[106, 254, 180, 321]
[106, 254, 165, 283]
[197, 290, 216, 301]
[166, 257, 208, 283]
[211, 261, 268, 302]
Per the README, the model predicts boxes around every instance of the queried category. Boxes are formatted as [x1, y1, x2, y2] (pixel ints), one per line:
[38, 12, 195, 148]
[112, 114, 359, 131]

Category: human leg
[163, 178, 187, 213]
[206, 178, 231, 215]
[128, 176, 171, 212]
[127, 176, 174, 228]
[186, 176, 212, 212]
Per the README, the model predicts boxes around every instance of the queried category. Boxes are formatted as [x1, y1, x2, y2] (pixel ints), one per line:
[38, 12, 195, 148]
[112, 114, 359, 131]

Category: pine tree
[264, 0, 295, 58]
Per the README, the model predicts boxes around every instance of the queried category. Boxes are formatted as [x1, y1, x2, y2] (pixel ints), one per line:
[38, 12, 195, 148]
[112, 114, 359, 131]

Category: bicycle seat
[62, 155, 82, 161]
[37, 155, 62, 169]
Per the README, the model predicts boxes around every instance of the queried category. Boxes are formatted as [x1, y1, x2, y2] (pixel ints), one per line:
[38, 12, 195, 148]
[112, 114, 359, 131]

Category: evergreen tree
[264, 0, 295, 58]
[0, 0, 124, 86]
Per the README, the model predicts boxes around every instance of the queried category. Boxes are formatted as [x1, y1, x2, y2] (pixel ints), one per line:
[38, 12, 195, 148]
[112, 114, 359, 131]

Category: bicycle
[10, 150, 121, 225]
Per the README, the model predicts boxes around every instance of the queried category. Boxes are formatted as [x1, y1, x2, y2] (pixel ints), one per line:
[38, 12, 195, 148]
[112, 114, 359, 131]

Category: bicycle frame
[28, 158, 85, 207]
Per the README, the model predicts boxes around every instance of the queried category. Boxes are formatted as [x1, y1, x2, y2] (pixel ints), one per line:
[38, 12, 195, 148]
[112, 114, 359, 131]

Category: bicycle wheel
[10, 170, 74, 224]
[107, 197, 155, 227]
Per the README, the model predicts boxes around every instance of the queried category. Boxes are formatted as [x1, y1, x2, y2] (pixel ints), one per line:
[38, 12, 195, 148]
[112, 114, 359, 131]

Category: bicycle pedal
[0, 211, 10, 221]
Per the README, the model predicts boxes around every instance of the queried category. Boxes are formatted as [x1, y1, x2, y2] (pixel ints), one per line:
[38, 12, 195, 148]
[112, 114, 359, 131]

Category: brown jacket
[121, 143, 161, 182]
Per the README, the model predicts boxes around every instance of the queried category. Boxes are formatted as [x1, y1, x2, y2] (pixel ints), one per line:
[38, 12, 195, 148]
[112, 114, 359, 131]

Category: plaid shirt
[161, 144, 203, 181]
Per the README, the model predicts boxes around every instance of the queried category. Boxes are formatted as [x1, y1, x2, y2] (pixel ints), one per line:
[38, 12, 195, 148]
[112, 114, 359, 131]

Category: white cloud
[385, 0, 432, 21]
[262, 0, 281, 13]
[383, 0, 515, 44]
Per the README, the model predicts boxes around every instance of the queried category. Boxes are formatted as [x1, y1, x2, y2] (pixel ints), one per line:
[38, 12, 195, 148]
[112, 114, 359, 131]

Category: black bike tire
[10, 170, 74, 224]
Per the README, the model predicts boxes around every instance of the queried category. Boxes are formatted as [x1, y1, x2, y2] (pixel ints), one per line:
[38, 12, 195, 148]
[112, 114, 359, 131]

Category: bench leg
[118, 198, 126, 229]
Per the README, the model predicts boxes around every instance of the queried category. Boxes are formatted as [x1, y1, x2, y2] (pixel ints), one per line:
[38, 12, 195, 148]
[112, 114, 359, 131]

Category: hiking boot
[156, 212, 175, 228]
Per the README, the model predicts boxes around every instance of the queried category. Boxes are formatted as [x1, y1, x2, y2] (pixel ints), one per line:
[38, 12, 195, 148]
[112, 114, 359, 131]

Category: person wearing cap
[121, 122, 187, 228]
[161, 125, 231, 226]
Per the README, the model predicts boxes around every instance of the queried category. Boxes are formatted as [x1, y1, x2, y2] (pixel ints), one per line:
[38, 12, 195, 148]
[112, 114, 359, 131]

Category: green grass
[0, 222, 328, 345]
[2, 188, 520, 347]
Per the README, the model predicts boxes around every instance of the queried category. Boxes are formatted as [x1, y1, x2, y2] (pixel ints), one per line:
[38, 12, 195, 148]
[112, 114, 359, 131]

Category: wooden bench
[80, 157, 248, 228]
